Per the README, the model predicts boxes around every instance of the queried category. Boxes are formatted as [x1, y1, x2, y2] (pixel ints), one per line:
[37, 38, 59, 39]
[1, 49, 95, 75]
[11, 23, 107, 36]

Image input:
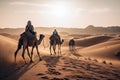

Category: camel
[69, 39, 75, 51]
[14, 33, 45, 63]
[49, 35, 64, 56]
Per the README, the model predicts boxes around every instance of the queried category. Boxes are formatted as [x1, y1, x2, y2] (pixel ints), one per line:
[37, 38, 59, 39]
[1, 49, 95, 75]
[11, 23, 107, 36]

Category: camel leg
[70, 45, 72, 51]
[30, 46, 35, 62]
[72, 45, 74, 50]
[50, 45, 52, 55]
[27, 47, 31, 61]
[14, 48, 20, 63]
[58, 45, 61, 56]
[22, 46, 27, 64]
[70, 46, 72, 51]
[71, 45, 73, 50]
[69, 44, 70, 51]
[69, 45, 70, 51]
[58, 45, 60, 56]
[73, 45, 74, 50]
[53, 45, 56, 55]
[59, 45, 61, 56]
[14, 39, 22, 63]
[36, 45, 42, 61]
[73, 45, 75, 50]
[58, 45, 59, 55]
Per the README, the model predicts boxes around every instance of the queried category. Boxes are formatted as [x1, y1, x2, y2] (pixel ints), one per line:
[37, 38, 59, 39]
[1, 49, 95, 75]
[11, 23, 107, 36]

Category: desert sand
[0, 28, 120, 80]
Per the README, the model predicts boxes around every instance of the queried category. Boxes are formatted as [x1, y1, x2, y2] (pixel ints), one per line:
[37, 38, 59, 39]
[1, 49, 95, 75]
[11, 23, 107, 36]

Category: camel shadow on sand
[69, 48, 82, 58]
[0, 55, 61, 80]
[42, 55, 60, 67]
[0, 58, 40, 80]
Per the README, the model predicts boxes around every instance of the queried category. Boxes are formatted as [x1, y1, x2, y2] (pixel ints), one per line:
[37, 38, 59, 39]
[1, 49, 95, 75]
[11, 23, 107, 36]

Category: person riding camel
[51, 29, 60, 42]
[20, 20, 36, 41]
[53, 29, 58, 35]
[25, 20, 36, 36]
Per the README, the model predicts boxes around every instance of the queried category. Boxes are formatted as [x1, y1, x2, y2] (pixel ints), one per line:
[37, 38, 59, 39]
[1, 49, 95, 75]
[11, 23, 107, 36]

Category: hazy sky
[0, 0, 120, 28]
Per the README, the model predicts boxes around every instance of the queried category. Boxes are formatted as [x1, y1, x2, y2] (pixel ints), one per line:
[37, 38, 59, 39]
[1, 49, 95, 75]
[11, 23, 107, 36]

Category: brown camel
[14, 33, 45, 63]
[49, 35, 64, 56]
[69, 39, 75, 51]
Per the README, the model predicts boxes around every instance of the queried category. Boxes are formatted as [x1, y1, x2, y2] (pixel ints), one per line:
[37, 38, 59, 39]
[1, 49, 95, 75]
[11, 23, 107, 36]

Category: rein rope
[42, 39, 49, 49]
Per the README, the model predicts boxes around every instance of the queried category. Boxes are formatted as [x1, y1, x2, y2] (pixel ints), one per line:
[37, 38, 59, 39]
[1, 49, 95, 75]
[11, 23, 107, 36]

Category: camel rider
[25, 20, 36, 35]
[52, 29, 60, 41]
[53, 29, 58, 35]
[20, 20, 36, 39]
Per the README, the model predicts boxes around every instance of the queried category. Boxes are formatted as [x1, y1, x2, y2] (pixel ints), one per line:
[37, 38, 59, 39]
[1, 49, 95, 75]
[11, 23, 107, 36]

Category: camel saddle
[20, 31, 36, 39]
[50, 34, 61, 43]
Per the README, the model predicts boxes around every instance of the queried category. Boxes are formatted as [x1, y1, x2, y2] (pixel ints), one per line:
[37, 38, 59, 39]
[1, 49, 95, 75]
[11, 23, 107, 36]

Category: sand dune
[5, 54, 120, 80]
[0, 33, 120, 80]
[0, 35, 18, 79]
[0, 35, 32, 79]
[0, 33, 19, 40]
[62, 35, 113, 47]
[0, 35, 17, 63]
[79, 37, 120, 58]
[78, 37, 120, 66]
[75, 36, 113, 47]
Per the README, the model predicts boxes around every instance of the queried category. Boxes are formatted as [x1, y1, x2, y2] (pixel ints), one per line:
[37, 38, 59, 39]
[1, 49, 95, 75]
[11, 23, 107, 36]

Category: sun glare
[42, 2, 72, 27]
[51, 4, 69, 18]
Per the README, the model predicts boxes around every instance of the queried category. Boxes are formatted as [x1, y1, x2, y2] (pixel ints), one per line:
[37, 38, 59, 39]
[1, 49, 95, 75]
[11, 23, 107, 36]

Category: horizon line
[0, 25, 120, 29]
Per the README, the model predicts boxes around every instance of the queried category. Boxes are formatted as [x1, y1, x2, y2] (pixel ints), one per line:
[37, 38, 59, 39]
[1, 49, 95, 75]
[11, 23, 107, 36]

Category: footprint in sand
[45, 64, 52, 67]
[36, 73, 45, 76]
[60, 67, 74, 72]
[51, 77, 69, 80]
[68, 75, 98, 80]
[46, 68, 61, 75]
[41, 76, 49, 79]
[45, 63, 56, 68]
[109, 62, 112, 65]
[102, 60, 107, 64]
[64, 62, 70, 64]
[93, 59, 98, 62]
[36, 73, 49, 80]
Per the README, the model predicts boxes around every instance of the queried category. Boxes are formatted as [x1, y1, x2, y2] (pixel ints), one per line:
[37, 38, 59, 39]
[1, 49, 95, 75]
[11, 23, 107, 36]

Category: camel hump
[25, 31, 33, 37]
[50, 34, 61, 43]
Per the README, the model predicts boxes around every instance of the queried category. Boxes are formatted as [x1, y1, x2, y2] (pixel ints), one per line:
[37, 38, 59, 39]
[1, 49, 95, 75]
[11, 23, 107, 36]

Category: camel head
[61, 39, 64, 44]
[39, 34, 45, 40]
[37, 34, 45, 45]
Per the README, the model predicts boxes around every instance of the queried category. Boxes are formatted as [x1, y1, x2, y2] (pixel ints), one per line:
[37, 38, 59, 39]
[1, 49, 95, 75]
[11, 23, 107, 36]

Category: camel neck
[37, 37, 43, 45]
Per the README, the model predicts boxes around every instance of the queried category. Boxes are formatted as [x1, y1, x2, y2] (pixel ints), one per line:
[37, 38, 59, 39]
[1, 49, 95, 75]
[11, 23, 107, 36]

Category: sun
[45, 2, 72, 26]
[51, 4, 69, 18]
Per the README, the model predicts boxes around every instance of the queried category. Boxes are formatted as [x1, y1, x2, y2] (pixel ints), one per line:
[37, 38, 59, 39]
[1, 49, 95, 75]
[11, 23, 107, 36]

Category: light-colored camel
[49, 35, 64, 56]
[14, 33, 45, 63]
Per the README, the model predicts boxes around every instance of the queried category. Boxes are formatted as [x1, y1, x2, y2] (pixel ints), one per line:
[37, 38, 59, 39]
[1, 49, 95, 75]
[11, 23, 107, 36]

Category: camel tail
[18, 39, 23, 49]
